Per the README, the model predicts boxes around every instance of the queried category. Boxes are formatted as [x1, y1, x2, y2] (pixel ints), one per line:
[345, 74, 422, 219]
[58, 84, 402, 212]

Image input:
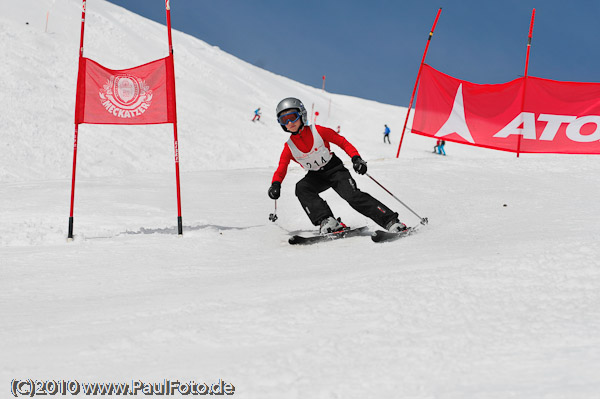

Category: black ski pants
[295, 154, 398, 228]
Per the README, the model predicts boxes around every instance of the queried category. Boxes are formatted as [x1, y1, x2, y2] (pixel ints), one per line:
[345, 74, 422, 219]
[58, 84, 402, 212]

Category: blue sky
[106, 0, 600, 107]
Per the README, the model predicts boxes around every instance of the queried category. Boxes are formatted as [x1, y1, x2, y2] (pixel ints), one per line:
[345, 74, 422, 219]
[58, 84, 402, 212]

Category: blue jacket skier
[383, 124, 391, 144]
[434, 139, 446, 155]
[252, 107, 261, 122]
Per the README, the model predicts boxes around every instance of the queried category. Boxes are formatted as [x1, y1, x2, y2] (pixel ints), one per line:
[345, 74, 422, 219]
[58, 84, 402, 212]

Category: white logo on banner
[434, 83, 475, 143]
[99, 74, 153, 118]
[494, 113, 600, 142]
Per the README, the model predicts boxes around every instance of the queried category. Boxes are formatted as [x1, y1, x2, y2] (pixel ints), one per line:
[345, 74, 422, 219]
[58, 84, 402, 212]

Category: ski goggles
[278, 111, 301, 125]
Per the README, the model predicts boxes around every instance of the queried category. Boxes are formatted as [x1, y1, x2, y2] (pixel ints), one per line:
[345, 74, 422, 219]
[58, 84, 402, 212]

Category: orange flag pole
[396, 8, 442, 158]
[517, 9, 536, 158]
[165, 0, 183, 235]
[68, 0, 87, 241]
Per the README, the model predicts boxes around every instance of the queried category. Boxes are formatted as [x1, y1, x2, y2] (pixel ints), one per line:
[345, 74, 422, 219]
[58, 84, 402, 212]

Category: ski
[371, 226, 417, 243]
[289, 226, 368, 245]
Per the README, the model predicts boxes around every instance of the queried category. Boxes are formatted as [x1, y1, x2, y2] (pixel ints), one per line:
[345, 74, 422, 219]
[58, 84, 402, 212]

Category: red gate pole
[68, 0, 87, 241]
[165, 0, 183, 235]
[396, 8, 442, 158]
[517, 8, 536, 158]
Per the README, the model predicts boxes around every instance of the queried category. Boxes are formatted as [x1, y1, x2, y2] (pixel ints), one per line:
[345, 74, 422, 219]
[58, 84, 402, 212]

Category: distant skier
[267, 97, 407, 235]
[336, 125, 341, 134]
[383, 124, 391, 144]
[252, 107, 261, 122]
[434, 139, 446, 155]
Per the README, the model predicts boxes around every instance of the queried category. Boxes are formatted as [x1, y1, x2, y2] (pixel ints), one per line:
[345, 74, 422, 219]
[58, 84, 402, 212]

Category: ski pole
[366, 173, 428, 225]
[268, 200, 278, 222]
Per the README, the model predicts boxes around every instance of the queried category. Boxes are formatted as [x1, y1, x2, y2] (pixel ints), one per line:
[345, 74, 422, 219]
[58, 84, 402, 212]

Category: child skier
[267, 97, 407, 235]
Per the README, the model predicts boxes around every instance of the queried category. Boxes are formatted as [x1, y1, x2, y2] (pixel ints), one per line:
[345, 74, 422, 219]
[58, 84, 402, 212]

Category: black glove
[268, 181, 281, 199]
[352, 156, 367, 175]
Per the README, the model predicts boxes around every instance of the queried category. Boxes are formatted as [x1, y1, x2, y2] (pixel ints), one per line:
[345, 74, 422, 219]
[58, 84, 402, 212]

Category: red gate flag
[75, 55, 176, 125]
[68, 0, 183, 241]
[412, 64, 600, 154]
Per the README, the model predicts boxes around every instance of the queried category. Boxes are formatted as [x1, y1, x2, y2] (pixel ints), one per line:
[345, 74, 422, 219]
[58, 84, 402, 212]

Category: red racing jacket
[271, 125, 360, 183]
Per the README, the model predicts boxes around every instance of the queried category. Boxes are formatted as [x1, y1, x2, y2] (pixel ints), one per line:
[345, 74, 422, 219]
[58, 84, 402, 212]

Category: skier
[383, 124, 391, 144]
[252, 107, 261, 122]
[438, 140, 446, 155]
[433, 139, 446, 155]
[267, 97, 407, 235]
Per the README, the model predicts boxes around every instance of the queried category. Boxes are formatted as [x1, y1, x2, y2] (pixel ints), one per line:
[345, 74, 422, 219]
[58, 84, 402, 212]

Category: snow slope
[1, 1, 600, 398]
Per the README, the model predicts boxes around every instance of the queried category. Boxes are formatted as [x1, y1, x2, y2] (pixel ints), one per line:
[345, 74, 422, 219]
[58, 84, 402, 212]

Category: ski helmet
[276, 97, 308, 132]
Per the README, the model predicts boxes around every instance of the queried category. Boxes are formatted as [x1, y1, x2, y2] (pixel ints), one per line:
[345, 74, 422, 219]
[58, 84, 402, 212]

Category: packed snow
[1, 0, 599, 398]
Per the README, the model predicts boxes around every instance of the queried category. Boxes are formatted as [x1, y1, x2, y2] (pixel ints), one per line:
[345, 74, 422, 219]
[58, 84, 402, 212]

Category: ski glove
[268, 181, 281, 200]
[352, 156, 367, 175]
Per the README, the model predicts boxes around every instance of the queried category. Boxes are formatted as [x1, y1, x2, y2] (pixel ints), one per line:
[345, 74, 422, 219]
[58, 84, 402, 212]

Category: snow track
[2, 0, 600, 397]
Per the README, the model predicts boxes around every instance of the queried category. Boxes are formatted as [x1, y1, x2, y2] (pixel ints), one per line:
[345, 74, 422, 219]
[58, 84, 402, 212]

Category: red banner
[75, 56, 176, 125]
[412, 64, 600, 154]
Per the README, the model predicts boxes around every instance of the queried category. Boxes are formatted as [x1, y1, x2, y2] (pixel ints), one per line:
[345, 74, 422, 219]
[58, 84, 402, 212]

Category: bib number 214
[305, 157, 328, 170]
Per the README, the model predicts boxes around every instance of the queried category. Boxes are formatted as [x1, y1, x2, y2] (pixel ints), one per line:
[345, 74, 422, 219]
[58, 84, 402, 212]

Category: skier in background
[267, 97, 407, 235]
[434, 139, 446, 155]
[252, 107, 261, 122]
[383, 124, 391, 144]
